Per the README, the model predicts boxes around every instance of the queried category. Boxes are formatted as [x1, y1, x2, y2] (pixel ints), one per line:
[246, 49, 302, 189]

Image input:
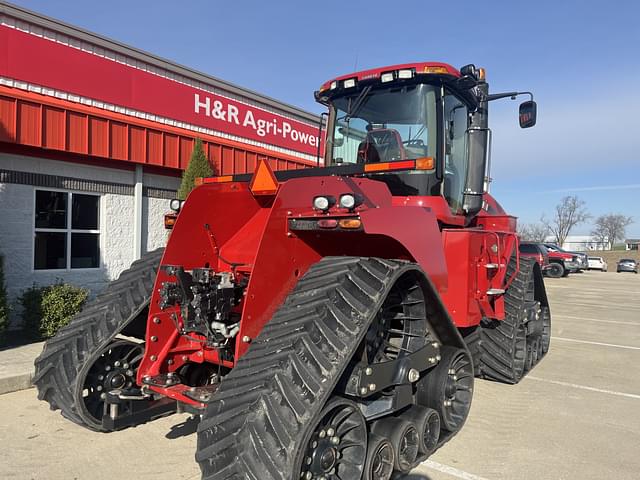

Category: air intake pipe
[462, 82, 489, 218]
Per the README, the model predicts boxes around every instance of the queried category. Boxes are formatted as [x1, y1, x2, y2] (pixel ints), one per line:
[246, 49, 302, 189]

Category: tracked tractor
[34, 62, 550, 480]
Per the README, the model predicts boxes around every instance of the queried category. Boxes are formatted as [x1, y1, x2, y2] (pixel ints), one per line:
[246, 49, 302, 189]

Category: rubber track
[475, 257, 534, 384]
[196, 257, 417, 480]
[33, 248, 164, 430]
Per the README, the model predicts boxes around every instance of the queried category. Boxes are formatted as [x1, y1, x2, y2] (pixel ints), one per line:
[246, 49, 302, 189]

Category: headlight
[169, 198, 181, 212]
[339, 193, 362, 210]
[313, 195, 335, 212]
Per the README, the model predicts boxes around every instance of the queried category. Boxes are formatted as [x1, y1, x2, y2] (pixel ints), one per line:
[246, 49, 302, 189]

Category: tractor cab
[316, 62, 536, 220]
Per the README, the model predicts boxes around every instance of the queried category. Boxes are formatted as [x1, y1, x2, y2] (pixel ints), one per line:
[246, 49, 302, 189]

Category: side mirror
[457, 64, 480, 90]
[460, 64, 478, 79]
[519, 100, 537, 128]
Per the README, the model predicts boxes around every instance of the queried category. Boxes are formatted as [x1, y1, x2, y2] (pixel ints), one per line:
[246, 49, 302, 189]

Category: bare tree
[591, 222, 608, 248]
[543, 196, 590, 246]
[517, 222, 549, 242]
[591, 214, 633, 249]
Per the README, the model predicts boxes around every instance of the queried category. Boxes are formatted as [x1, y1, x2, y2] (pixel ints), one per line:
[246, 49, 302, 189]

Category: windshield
[329, 84, 438, 165]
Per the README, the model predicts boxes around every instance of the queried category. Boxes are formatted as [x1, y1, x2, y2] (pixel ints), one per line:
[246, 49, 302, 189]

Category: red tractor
[34, 62, 550, 480]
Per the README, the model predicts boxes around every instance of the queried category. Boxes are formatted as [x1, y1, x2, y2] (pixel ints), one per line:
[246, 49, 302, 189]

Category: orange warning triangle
[249, 159, 279, 196]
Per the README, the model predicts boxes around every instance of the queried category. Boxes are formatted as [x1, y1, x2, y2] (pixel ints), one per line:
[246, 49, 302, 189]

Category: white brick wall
[102, 193, 136, 280]
[143, 196, 170, 252]
[0, 153, 179, 328]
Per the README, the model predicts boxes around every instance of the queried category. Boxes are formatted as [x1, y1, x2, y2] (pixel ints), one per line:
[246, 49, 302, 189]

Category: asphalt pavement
[1, 270, 638, 480]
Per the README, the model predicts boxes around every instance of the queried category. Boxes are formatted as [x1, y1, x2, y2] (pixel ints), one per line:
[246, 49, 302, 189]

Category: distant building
[544, 235, 609, 251]
[625, 239, 640, 251]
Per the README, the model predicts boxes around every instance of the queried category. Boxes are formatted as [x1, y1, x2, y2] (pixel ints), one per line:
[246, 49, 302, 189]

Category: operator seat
[357, 128, 405, 163]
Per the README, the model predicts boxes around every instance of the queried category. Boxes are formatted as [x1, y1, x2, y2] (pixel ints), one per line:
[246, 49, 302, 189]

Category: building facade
[625, 239, 640, 251]
[544, 235, 609, 251]
[0, 2, 321, 325]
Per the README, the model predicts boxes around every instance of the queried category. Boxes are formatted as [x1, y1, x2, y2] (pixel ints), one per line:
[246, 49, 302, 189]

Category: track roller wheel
[364, 434, 395, 480]
[417, 346, 473, 433]
[299, 398, 368, 480]
[371, 418, 419, 473]
[401, 405, 440, 455]
[75, 339, 144, 428]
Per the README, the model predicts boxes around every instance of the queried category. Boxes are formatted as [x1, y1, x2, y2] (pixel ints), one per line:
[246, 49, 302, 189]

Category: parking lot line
[551, 336, 640, 350]
[526, 376, 640, 400]
[419, 460, 490, 480]
[553, 314, 639, 326]
[548, 285, 640, 296]
[555, 301, 638, 311]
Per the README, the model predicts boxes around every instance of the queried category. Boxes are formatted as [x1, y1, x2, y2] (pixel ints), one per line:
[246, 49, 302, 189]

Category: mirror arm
[486, 91, 534, 102]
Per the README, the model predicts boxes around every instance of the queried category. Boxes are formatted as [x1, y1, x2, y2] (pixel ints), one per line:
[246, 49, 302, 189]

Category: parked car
[544, 243, 588, 272]
[587, 256, 608, 271]
[519, 242, 550, 272]
[616, 258, 638, 273]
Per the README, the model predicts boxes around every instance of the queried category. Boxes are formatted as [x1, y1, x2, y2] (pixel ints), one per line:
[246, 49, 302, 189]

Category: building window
[34, 190, 100, 270]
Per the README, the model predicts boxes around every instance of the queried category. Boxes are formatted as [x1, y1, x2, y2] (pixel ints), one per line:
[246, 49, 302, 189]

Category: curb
[0, 372, 34, 395]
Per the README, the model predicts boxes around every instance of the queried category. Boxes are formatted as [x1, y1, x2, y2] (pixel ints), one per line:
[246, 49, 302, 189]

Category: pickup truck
[544, 243, 588, 272]
[518, 241, 576, 278]
[548, 250, 580, 277]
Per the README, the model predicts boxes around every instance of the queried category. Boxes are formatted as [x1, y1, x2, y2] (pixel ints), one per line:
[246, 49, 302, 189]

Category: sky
[9, 0, 640, 237]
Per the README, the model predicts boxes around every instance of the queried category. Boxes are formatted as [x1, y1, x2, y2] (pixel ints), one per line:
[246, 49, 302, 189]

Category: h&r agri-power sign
[0, 26, 321, 156]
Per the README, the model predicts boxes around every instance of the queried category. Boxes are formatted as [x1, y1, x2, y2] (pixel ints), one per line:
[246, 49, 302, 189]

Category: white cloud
[542, 183, 640, 193]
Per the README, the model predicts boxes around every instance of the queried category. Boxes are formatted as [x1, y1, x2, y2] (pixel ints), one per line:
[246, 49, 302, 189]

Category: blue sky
[11, 0, 640, 237]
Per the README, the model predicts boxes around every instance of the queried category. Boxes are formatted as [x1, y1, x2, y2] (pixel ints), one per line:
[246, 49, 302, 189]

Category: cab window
[329, 84, 438, 165]
[443, 93, 469, 213]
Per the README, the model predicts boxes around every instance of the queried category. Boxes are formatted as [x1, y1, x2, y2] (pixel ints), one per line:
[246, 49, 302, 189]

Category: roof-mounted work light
[343, 78, 357, 89]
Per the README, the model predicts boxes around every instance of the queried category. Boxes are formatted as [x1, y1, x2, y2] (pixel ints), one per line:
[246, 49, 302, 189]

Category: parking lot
[1, 271, 638, 480]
